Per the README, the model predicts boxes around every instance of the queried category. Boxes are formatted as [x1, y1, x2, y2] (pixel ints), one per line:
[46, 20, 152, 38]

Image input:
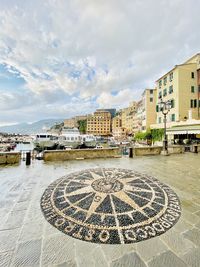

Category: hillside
[0, 119, 64, 134]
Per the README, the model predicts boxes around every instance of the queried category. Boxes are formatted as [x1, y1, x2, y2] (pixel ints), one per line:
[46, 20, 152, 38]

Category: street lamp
[159, 99, 171, 154]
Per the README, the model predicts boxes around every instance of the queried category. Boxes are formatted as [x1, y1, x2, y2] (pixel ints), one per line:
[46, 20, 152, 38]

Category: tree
[151, 129, 164, 142]
[77, 120, 87, 134]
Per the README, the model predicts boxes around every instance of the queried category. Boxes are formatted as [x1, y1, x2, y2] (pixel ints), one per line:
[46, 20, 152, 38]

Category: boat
[33, 133, 58, 149]
[59, 128, 96, 148]
[59, 128, 81, 148]
[79, 134, 96, 147]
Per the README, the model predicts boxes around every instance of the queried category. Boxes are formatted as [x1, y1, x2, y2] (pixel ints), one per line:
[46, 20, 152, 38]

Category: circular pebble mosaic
[41, 168, 181, 244]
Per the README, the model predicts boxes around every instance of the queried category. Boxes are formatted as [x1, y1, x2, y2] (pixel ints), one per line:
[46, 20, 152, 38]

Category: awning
[166, 124, 200, 135]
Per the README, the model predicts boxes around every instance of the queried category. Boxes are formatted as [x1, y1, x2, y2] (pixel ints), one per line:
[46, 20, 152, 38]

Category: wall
[0, 152, 21, 165]
[44, 148, 121, 161]
[133, 146, 162, 156]
[168, 145, 185, 154]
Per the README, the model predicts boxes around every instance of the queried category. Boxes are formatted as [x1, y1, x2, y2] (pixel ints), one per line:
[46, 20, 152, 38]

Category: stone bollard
[26, 151, 31, 165]
[129, 147, 133, 158]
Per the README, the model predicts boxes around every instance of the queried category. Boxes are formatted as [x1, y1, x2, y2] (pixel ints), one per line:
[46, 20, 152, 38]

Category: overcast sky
[0, 0, 199, 125]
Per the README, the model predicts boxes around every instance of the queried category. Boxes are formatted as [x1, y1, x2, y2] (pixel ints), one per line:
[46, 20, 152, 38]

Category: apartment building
[86, 109, 111, 136]
[121, 101, 138, 134]
[155, 53, 200, 126]
[64, 115, 87, 128]
[64, 118, 76, 128]
[141, 89, 157, 131]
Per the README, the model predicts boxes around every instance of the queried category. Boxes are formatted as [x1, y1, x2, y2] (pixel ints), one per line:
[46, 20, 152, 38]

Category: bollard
[26, 151, 31, 165]
[129, 147, 133, 158]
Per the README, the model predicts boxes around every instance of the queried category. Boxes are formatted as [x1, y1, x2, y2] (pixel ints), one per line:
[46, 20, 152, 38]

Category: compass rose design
[41, 168, 181, 244]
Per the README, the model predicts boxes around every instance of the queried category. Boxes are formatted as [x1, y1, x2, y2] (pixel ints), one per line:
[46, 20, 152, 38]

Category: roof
[156, 52, 200, 82]
[167, 124, 200, 135]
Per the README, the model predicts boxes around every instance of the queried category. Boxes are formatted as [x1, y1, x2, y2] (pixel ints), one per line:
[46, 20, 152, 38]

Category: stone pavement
[0, 153, 200, 267]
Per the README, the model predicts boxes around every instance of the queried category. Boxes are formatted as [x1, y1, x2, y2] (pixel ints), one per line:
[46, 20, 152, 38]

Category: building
[121, 101, 138, 134]
[155, 53, 200, 126]
[86, 110, 111, 136]
[140, 89, 157, 131]
[150, 53, 200, 143]
[64, 115, 87, 129]
[64, 118, 76, 128]
[111, 115, 127, 139]
[112, 115, 122, 129]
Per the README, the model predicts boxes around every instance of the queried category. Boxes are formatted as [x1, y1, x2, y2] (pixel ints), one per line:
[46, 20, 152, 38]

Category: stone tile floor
[0, 153, 199, 267]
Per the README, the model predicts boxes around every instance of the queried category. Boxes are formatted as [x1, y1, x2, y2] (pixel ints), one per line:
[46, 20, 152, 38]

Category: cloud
[96, 89, 138, 109]
[0, 0, 200, 124]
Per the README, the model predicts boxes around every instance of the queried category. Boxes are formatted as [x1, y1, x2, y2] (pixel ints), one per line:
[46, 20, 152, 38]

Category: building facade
[140, 89, 157, 131]
[155, 53, 200, 127]
[121, 101, 138, 134]
[86, 110, 111, 136]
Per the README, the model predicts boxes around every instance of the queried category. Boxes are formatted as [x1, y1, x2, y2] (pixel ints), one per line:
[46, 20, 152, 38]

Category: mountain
[0, 119, 64, 134]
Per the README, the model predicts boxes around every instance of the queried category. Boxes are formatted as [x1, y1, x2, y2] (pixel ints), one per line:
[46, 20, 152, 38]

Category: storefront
[167, 124, 200, 144]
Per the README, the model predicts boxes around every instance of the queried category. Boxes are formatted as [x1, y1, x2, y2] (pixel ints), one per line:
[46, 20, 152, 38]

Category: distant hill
[0, 119, 64, 134]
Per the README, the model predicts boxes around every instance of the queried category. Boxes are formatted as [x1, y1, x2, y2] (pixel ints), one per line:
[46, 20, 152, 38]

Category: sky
[0, 0, 200, 125]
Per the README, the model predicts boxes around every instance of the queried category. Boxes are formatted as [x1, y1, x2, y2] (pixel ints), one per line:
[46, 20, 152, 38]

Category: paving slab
[148, 250, 188, 267]
[183, 228, 200, 246]
[137, 236, 168, 262]
[41, 234, 75, 266]
[111, 252, 147, 267]
[160, 228, 195, 255]
[182, 247, 200, 267]
[11, 239, 42, 267]
[0, 228, 20, 252]
[0, 250, 13, 267]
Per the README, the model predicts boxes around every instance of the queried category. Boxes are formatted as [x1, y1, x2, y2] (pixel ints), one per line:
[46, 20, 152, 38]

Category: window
[158, 117, 161, 123]
[191, 99, 197, 108]
[191, 86, 195, 93]
[158, 91, 162, 99]
[164, 77, 167, 85]
[171, 114, 175, 121]
[150, 89, 153, 94]
[169, 72, 173, 81]
[163, 88, 167, 96]
[191, 72, 195, 78]
[169, 85, 173, 94]
[159, 80, 162, 88]
[150, 97, 153, 102]
[170, 99, 175, 108]
[156, 105, 159, 112]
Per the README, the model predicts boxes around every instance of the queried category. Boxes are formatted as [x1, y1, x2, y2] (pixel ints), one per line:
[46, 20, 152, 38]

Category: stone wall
[133, 146, 162, 156]
[0, 152, 21, 165]
[190, 144, 200, 153]
[43, 148, 121, 161]
[168, 145, 185, 154]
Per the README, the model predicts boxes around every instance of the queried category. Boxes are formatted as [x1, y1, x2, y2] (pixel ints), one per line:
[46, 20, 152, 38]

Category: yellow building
[155, 53, 200, 126]
[87, 109, 111, 136]
[64, 118, 76, 128]
[121, 101, 138, 134]
[141, 89, 157, 131]
[64, 115, 87, 128]
[112, 115, 122, 129]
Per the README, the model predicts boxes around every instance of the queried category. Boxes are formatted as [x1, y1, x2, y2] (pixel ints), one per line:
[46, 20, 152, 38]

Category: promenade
[0, 153, 200, 267]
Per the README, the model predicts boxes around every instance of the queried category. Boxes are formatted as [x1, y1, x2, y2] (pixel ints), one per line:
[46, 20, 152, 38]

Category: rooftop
[0, 154, 200, 266]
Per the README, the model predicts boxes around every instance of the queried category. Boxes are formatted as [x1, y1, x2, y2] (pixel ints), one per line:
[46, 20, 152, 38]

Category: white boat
[59, 128, 96, 148]
[59, 128, 81, 148]
[33, 133, 58, 148]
